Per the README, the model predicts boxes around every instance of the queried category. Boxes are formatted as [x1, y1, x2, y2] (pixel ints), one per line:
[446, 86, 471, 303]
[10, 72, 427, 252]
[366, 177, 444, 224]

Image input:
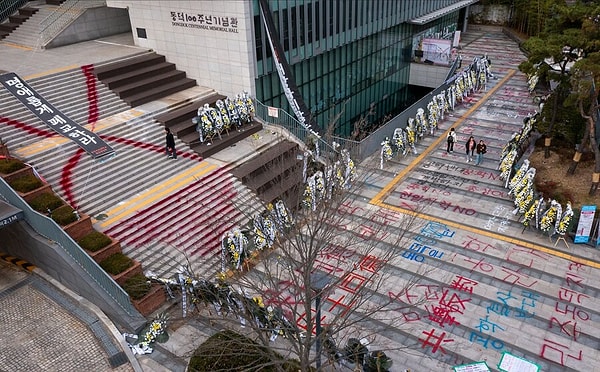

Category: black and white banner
[0, 72, 114, 159]
[259, 0, 315, 132]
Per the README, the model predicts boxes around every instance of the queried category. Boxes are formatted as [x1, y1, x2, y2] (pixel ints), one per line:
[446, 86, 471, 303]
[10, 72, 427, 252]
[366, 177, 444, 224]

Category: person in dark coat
[165, 127, 177, 159]
[465, 136, 476, 162]
[476, 139, 487, 165]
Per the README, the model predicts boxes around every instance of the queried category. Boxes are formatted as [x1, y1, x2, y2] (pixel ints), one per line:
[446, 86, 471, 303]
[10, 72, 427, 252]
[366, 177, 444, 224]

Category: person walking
[446, 128, 457, 153]
[476, 139, 487, 165]
[165, 127, 177, 159]
[465, 136, 476, 162]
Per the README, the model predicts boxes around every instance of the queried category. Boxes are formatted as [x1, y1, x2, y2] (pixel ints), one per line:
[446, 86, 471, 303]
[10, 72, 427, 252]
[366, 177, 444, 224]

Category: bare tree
[159, 138, 437, 372]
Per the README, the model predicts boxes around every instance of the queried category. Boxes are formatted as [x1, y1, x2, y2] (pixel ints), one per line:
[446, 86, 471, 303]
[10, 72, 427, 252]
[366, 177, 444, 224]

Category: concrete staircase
[231, 140, 303, 208]
[0, 5, 38, 41]
[0, 66, 130, 151]
[0, 65, 266, 277]
[102, 166, 264, 276]
[154, 95, 263, 159]
[1, 2, 56, 48]
[93, 52, 197, 107]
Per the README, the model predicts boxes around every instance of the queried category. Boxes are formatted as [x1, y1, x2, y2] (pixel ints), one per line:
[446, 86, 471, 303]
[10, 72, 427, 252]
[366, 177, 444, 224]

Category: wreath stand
[554, 235, 570, 249]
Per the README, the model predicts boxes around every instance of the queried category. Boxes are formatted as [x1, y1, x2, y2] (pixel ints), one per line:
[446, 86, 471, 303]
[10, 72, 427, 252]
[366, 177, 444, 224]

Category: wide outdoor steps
[93, 52, 196, 107]
[1, 4, 51, 48]
[0, 4, 39, 40]
[154, 96, 263, 158]
[232, 139, 303, 207]
[154, 92, 227, 140]
[100, 161, 266, 276]
[0, 66, 130, 152]
[0, 62, 269, 277]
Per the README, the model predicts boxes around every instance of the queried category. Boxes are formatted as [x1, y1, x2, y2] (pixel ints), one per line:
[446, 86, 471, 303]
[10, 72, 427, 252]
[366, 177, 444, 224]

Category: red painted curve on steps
[60, 148, 85, 209]
[81, 65, 99, 128]
[4, 88, 203, 210]
[0, 116, 55, 137]
[105, 167, 237, 259]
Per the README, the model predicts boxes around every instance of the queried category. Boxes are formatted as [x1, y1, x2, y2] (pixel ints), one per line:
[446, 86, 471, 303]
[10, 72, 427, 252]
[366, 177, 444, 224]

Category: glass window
[282, 8, 289, 51]
[254, 15, 263, 62]
[315, 1, 321, 41]
[291, 6, 298, 50]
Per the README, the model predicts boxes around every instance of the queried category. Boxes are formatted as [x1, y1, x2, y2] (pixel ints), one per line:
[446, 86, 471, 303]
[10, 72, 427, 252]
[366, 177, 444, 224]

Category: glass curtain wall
[253, 0, 461, 137]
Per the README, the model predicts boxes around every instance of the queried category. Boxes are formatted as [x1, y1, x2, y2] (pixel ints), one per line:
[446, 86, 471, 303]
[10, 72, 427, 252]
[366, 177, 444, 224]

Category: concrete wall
[469, 4, 510, 26]
[0, 221, 145, 331]
[409, 63, 451, 89]
[48, 7, 131, 48]
[107, 0, 256, 98]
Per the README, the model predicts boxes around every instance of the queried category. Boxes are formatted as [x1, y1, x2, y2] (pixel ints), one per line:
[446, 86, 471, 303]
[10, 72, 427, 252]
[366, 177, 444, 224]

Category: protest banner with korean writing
[0, 72, 114, 159]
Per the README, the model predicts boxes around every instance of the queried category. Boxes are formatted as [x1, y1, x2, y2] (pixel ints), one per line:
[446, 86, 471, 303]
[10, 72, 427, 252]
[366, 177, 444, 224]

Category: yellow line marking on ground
[371, 69, 517, 205]
[13, 110, 144, 158]
[24, 64, 80, 80]
[372, 200, 600, 269]
[97, 161, 218, 228]
[1, 42, 33, 51]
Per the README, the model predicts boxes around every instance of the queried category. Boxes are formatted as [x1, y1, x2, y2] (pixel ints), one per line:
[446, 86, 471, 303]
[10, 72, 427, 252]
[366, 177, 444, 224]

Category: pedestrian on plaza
[476, 139, 487, 165]
[446, 128, 457, 153]
[165, 127, 177, 159]
[465, 136, 476, 162]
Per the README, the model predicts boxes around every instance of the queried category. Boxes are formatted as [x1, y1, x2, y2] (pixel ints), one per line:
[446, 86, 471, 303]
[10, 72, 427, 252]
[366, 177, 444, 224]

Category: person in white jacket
[446, 128, 457, 153]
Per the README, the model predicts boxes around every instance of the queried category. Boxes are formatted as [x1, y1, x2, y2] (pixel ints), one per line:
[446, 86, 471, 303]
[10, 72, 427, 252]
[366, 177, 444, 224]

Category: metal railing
[254, 100, 351, 160]
[39, 0, 106, 47]
[254, 60, 475, 163]
[0, 0, 28, 23]
[0, 177, 137, 316]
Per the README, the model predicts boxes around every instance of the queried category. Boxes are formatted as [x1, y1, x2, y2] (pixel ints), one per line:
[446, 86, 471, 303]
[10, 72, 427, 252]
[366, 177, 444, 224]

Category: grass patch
[8, 174, 43, 193]
[122, 273, 151, 300]
[77, 231, 112, 252]
[100, 252, 133, 275]
[29, 192, 64, 212]
[0, 158, 26, 174]
[51, 205, 78, 226]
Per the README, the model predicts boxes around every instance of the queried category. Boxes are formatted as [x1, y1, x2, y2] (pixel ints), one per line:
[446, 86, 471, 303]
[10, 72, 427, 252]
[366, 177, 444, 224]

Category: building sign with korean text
[0, 72, 114, 159]
[170, 11, 239, 33]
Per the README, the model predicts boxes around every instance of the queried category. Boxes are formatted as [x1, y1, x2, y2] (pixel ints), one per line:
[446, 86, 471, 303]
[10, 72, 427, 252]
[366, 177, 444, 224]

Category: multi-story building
[107, 0, 476, 136]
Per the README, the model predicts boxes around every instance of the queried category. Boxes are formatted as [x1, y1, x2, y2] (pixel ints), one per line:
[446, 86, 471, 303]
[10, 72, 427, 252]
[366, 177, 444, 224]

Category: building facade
[106, 0, 475, 136]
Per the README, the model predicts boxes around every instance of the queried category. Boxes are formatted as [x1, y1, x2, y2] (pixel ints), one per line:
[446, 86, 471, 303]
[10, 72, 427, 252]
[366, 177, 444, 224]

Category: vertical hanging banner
[258, 0, 315, 132]
[0, 72, 114, 159]
[574, 205, 596, 243]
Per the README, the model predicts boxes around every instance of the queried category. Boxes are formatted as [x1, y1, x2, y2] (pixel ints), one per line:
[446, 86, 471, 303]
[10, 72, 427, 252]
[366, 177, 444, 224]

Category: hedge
[100, 253, 133, 275]
[77, 231, 112, 252]
[188, 330, 304, 372]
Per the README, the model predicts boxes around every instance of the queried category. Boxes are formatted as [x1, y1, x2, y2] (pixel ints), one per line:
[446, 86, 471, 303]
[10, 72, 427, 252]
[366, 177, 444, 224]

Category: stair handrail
[0, 0, 28, 23]
[254, 99, 361, 161]
[38, 0, 106, 48]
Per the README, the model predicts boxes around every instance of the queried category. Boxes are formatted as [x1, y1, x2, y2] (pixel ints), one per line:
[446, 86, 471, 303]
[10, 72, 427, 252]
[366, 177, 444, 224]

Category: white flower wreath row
[380, 57, 493, 169]
[303, 151, 356, 207]
[506, 153, 573, 236]
[221, 200, 294, 272]
[193, 91, 255, 143]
